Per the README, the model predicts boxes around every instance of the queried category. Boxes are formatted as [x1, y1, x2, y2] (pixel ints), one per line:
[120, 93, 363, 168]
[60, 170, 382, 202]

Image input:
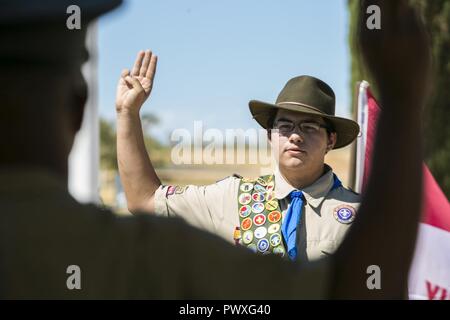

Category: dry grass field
[100, 144, 354, 214]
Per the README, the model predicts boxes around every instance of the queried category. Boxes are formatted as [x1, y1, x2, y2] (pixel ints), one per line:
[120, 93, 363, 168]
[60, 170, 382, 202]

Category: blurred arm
[331, 0, 431, 298]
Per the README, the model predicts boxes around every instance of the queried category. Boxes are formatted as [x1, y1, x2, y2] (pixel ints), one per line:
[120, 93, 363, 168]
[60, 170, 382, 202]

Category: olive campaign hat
[249, 75, 360, 149]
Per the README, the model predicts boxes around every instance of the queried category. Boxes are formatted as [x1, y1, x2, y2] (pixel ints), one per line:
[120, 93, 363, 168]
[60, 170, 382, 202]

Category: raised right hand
[115, 50, 158, 114]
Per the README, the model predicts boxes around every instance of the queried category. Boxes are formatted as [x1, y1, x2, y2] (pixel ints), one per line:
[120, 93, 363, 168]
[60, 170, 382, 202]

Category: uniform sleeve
[153, 176, 239, 233]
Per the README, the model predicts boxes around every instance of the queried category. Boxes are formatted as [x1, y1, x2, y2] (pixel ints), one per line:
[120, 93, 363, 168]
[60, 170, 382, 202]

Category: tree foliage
[100, 112, 168, 171]
[100, 118, 117, 170]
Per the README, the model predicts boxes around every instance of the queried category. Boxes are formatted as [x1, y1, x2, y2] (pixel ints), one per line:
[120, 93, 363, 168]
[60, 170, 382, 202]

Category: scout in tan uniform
[1, 0, 429, 299]
[117, 51, 361, 262]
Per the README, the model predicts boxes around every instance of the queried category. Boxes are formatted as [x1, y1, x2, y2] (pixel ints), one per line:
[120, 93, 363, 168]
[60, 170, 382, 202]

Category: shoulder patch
[166, 185, 188, 197]
[333, 204, 356, 224]
[166, 185, 177, 197]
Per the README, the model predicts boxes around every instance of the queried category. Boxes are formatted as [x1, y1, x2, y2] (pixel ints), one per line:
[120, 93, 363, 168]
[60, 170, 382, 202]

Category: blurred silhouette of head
[0, 0, 122, 179]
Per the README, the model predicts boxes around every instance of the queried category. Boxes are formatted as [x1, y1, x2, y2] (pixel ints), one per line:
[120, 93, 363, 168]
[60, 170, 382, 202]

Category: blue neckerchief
[281, 174, 342, 261]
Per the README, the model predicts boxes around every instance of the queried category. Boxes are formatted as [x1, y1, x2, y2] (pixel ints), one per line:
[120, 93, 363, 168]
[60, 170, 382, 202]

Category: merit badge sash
[237, 175, 286, 258]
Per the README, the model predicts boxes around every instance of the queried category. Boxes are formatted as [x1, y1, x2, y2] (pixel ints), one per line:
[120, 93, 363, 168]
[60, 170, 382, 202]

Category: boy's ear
[326, 132, 337, 152]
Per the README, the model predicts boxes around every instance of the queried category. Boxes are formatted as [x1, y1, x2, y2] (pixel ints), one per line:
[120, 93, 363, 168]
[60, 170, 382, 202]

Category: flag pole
[354, 80, 370, 193]
[348, 81, 362, 191]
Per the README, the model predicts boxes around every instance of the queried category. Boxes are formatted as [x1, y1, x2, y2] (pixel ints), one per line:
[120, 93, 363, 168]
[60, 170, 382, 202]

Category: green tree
[99, 113, 169, 171]
[348, 0, 450, 197]
[140, 112, 170, 168]
[100, 118, 117, 170]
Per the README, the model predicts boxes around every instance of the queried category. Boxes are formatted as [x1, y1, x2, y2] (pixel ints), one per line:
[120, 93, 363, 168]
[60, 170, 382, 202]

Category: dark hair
[323, 118, 335, 136]
[267, 111, 277, 129]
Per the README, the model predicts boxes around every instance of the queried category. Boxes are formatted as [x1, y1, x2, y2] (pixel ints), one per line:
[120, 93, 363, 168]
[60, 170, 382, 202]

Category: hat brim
[249, 100, 360, 149]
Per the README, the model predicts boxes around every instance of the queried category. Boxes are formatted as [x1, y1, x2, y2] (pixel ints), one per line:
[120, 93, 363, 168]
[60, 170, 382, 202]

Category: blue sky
[98, 0, 351, 143]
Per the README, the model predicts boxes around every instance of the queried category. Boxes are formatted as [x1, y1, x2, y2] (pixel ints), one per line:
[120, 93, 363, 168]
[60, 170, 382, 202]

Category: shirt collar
[274, 164, 335, 208]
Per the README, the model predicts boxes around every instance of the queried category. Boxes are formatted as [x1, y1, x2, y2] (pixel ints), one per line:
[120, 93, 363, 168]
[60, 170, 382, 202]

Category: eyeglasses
[273, 120, 330, 135]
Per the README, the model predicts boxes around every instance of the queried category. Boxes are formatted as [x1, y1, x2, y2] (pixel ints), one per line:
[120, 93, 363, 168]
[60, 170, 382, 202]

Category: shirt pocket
[318, 240, 338, 257]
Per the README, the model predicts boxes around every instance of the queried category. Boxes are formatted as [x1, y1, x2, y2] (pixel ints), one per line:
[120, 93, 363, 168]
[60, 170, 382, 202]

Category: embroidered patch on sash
[233, 227, 241, 245]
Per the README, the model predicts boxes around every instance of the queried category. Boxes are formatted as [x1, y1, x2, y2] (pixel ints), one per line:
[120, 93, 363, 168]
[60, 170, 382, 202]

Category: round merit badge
[242, 230, 253, 244]
[254, 226, 267, 239]
[252, 192, 265, 202]
[265, 200, 278, 211]
[239, 205, 251, 218]
[256, 177, 267, 186]
[251, 202, 265, 214]
[253, 213, 266, 226]
[268, 210, 282, 223]
[266, 181, 275, 190]
[333, 205, 356, 224]
[240, 182, 254, 193]
[239, 193, 252, 205]
[265, 192, 275, 202]
[270, 233, 282, 247]
[253, 184, 266, 193]
[241, 217, 252, 231]
[257, 239, 270, 252]
[268, 223, 281, 234]
[273, 246, 285, 257]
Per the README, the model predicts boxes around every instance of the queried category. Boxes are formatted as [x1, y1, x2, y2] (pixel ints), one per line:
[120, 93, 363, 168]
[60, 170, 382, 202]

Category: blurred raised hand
[357, 0, 431, 100]
[116, 50, 158, 114]
[331, 0, 431, 299]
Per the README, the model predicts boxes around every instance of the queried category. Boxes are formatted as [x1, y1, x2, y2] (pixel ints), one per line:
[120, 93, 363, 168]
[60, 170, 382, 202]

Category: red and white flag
[353, 81, 450, 300]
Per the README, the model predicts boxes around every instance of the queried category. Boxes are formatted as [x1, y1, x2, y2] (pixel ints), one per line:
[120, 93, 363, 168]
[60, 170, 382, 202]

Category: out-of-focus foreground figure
[0, 0, 430, 299]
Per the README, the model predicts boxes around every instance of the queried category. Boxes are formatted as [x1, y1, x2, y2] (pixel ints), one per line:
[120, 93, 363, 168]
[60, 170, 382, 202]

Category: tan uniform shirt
[0, 167, 330, 299]
[154, 166, 360, 261]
